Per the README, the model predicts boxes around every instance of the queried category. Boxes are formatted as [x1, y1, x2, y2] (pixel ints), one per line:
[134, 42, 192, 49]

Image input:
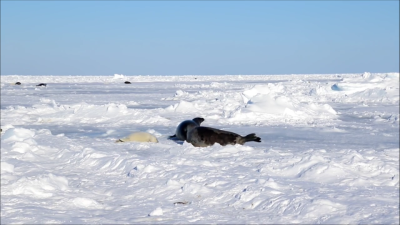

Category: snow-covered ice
[1, 72, 399, 224]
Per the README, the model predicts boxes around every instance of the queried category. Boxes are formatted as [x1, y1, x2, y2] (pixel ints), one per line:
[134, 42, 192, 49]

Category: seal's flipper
[242, 133, 261, 143]
[168, 134, 177, 139]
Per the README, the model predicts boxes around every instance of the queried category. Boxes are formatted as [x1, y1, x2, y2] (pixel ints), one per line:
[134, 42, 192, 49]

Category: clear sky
[1, 1, 399, 75]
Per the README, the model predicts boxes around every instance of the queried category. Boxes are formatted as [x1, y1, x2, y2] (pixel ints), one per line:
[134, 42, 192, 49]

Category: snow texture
[1, 72, 399, 224]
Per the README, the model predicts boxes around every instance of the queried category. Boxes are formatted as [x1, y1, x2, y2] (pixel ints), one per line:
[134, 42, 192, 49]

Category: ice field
[1, 72, 399, 224]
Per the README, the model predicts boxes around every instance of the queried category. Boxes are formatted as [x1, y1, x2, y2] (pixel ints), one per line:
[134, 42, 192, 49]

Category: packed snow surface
[1, 73, 399, 224]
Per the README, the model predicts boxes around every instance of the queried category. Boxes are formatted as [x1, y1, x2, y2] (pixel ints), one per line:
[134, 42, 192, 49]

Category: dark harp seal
[186, 125, 261, 147]
[169, 117, 205, 141]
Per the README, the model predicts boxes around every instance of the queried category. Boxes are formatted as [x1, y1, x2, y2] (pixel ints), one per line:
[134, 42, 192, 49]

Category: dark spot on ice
[174, 201, 189, 205]
[124, 81, 131, 84]
[331, 84, 342, 91]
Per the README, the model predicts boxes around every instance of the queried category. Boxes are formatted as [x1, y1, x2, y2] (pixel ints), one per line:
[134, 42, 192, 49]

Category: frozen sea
[1, 72, 399, 224]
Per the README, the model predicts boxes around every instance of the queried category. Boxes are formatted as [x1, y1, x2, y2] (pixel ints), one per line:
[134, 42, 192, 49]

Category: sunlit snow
[1, 72, 399, 224]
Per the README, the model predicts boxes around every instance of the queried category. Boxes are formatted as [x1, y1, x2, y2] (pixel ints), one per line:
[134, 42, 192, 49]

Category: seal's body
[116, 132, 158, 143]
[169, 117, 204, 141]
[186, 125, 261, 147]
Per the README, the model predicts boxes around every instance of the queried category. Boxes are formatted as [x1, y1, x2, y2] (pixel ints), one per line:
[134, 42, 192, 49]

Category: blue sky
[1, 1, 399, 75]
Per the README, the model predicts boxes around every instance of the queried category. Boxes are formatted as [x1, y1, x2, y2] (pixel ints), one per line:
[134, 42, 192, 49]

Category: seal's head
[174, 117, 205, 141]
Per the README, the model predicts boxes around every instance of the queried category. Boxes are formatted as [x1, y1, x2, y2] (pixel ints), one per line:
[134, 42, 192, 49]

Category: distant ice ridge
[2, 72, 398, 127]
[164, 72, 399, 126]
[1, 72, 398, 84]
[239, 83, 337, 119]
[113, 74, 125, 79]
[5, 100, 169, 126]
[167, 82, 339, 125]
[329, 72, 399, 103]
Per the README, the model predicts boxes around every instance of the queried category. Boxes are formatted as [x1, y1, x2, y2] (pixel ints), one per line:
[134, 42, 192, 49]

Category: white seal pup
[185, 124, 261, 147]
[169, 117, 204, 141]
[116, 132, 158, 143]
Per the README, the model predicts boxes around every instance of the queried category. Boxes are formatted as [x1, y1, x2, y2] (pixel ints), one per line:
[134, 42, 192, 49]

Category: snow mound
[174, 89, 189, 97]
[330, 73, 399, 103]
[246, 93, 336, 117]
[231, 84, 337, 122]
[1, 162, 15, 174]
[361, 72, 384, 82]
[113, 74, 125, 79]
[10, 173, 69, 199]
[8, 101, 131, 125]
[72, 197, 103, 209]
[1, 128, 36, 142]
[166, 100, 201, 113]
[148, 207, 163, 216]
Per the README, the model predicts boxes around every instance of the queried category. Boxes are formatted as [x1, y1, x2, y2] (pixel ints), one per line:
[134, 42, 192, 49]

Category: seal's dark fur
[187, 126, 261, 147]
